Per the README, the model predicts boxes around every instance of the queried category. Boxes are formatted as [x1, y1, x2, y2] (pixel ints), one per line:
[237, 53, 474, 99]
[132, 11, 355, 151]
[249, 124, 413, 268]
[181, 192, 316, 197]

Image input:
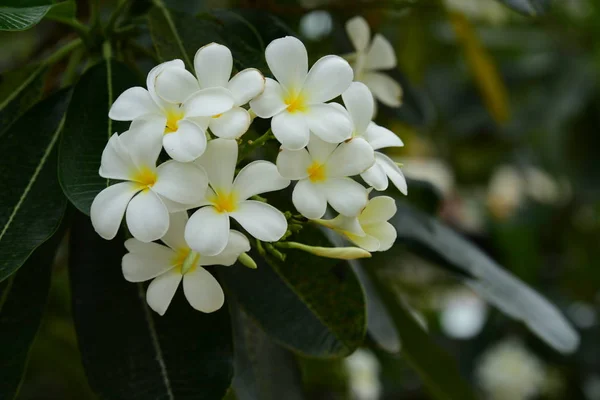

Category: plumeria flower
[249, 36, 354, 150]
[122, 212, 250, 316]
[185, 138, 290, 256]
[108, 59, 235, 162]
[316, 196, 397, 252]
[276, 133, 374, 219]
[155, 43, 265, 141]
[341, 82, 407, 194]
[91, 120, 208, 242]
[345, 16, 402, 108]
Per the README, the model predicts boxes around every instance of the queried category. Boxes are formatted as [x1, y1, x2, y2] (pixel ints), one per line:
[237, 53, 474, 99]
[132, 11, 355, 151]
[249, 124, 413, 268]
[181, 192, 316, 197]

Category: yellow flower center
[165, 109, 184, 134]
[284, 91, 307, 113]
[209, 190, 238, 213]
[131, 166, 157, 190]
[307, 161, 326, 183]
[212, 113, 223, 119]
[173, 248, 200, 275]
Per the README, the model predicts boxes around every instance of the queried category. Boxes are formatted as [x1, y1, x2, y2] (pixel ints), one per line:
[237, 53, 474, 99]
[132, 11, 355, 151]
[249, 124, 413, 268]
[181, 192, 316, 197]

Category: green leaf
[360, 263, 477, 400]
[59, 59, 137, 215]
[69, 214, 234, 400]
[0, 5, 50, 31]
[494, 0, 551, 16]
[230, 300, 305, 400]
[0, 224, 63, 400]
[220, 226, 366, 358]
[44, 1, 76, 24]
[0, 89, 70, 282]
[380, 199, 579, 354]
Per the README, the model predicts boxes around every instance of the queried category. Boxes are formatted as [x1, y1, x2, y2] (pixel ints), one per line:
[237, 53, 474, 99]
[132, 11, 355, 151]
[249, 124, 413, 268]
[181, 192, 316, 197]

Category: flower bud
[284, 241, 371, 260]
[238, 252, 257, 269]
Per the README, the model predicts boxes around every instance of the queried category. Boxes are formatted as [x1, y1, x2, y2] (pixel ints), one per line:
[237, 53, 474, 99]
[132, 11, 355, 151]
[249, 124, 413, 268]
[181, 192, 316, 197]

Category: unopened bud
[238, 252, 257, 269]
[283, 241, 371, 260]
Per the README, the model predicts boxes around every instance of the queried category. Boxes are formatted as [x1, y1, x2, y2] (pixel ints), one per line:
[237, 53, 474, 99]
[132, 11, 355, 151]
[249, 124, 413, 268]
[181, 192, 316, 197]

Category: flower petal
[122, 240, 176, 282]
[326, 137, 374, 177]
[194, 43, 233, 89]
[323, 177, 368, 217]
[228, 68, 265, 105]
[160, 196, 197, 213]
[185, 206, 230, 256]
[305, 103, 352, 144]
[365, 34, 396, 70]
[183, 267, 225, 313]
[230, 200, 287, 242]
[306, 133, 337, 164]
[108, 87, 161, 121]
[272, 110, 310, 150]
[209, 107, 251, 139]
[98, 133, 136, 180]
[292, 179, 327, 219]
[153, 160, 208, 204]
[162, 119, 208, 162]
[265, 36, 308, 92]
[364, 221, 396, 251]
[376, 152, 407, 195]
[194, 138, 237, 191]
[125, 189, 169, 242]
[147, 59, 185, 108]
[363, 122, 403, 150]
[201, 230, 250, 266]
[303, 55, 353, 104]
[121, 116, 164, 169]
[154, 67, 201, 104]
[249, 78, 287, 118]
[184, 87, 235, 117]
[91, 182, 139, 240]
[362, 72, 402, 107]
[146, 269, 182, 316]
[276, 147, 311, 180]
[361, 161, 388, 191]
[160, 211, 189, 251]
[346, 231, 380, 252]
[346, 16, 370, 53]
[342, 82, 373, 135]
[360, 195, 396, 224]
[233, 161, 290, 200]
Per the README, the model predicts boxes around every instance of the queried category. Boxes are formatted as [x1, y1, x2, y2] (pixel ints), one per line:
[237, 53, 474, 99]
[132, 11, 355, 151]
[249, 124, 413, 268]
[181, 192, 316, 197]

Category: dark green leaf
[0, 89, 70, 282]
[59, 59, 137, 215]
[494, 0, 551, 16]
[230, 300, 305, 400]
[0, 224, 63, 399]
[0, 5, 50, 31]
[360, 264, 477, 400]
[44, 1, 76, 24]
[220, 226, 366, 358]
[69, 214, 233, 400]
[385, 69, 436, 128]
[378, 199, 579, 354]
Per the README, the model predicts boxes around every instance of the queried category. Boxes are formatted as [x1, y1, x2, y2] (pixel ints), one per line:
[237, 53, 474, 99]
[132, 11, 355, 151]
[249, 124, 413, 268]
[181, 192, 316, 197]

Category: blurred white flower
[401, 158, 455, 198]
[185, 139, 290, 256]
[276, 134, 373, 219]
[250, 36, 354, 150]
[299, 10, 333, 41]
[91, 123, 208, 242]
[440, 289, 487, 339]
[345, 16, 402, 108]
[345, 349, 382, 400]
[444, 0, 510, 25]
[123, 212, 250, 315]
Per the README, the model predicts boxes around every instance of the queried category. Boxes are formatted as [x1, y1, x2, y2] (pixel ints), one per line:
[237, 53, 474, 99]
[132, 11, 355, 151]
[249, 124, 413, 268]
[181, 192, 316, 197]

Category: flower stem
[106, 0, 133, 34]
[42, 38, 84, 67]
[238, 129, 274, 162]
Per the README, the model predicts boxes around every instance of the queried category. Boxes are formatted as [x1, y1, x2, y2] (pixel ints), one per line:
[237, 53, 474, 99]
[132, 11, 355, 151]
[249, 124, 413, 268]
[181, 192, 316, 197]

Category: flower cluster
[91, 20, 407, 316]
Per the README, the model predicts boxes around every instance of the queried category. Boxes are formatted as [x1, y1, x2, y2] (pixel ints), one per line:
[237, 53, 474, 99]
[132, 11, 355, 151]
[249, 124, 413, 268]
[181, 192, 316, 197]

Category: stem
[89, 0, 100, 29]
[238, 129, 274, 161]
[62, 46, 85, 87]
[42, 38, 84, 67]
[106, 0, 133, 34]
[58, 19, 92, 46]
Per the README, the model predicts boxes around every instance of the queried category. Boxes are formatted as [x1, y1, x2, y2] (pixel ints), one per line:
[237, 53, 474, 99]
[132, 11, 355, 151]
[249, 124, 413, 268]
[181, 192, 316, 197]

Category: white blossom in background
[344, 348, 382, 400]
[108, 59, 236, 162]
[250, 36, 354, 150]
[316, 196, 397, 252]
[276, 134, 374, 219]
[299, 10, 333, 41]
[122, 212, 250, 315]
[444, 0, 510, 25]
[156, 43, 266, 141]
[345, 16, 402, 109]
[185, 138, 290, 256]
[91, 121, 208, 242]
[439, 289, 487, 339]
[476, 338, 547, 400]
[341, 82, 407, 194]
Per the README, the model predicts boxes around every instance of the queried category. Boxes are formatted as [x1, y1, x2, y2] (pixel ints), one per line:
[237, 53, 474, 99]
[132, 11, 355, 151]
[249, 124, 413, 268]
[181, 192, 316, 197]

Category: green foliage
[0, 5, 51, 31]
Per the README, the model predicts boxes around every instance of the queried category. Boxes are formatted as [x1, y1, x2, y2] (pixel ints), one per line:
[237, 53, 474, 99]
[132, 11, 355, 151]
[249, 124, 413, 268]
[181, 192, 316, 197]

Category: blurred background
[3, 0, 600, 399]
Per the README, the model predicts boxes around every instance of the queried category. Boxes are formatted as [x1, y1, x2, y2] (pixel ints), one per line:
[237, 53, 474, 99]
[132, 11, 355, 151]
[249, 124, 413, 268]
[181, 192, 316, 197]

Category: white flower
[90, 121, 208, 242]
[276, 133, 374, 219]
[341, 82, 407, 194]
[345, 16, 402, 108]
[344, 348, 382, 400]
[185, 138, 290, 256]
[249, 36, 354, 150]
[122, 212, 250, 315]
[155, 43, 266, 141]
[316, 196, 397, 252]
[108, 59, 236, 162]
